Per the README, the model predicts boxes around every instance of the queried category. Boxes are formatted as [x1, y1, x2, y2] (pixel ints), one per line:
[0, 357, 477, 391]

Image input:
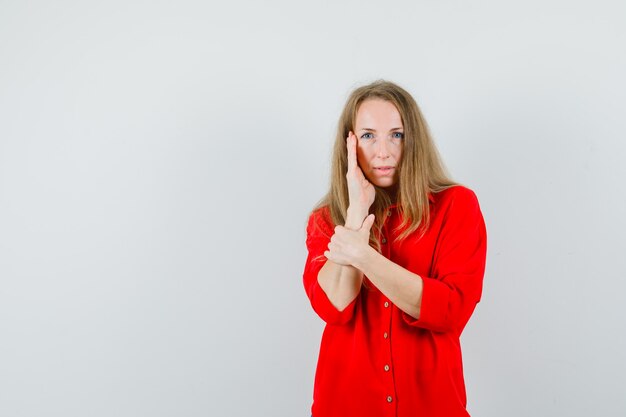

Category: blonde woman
[303, 80, 487, 417]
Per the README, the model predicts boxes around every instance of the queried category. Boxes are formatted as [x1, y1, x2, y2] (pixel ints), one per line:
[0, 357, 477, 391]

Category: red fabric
[303, 185, 487, 417]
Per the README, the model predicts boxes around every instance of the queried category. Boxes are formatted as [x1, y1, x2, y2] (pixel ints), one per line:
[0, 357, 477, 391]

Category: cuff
[402, 276, 453, 333]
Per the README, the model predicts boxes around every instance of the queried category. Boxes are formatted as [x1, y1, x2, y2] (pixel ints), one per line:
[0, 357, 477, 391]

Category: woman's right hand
[345, 131, 375, 229]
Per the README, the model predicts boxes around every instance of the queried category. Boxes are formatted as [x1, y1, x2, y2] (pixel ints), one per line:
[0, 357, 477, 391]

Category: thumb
[359, 213, 375, 234]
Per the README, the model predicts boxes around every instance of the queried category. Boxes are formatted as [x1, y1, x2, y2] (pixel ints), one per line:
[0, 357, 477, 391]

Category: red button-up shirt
[303, 185, 487, 417]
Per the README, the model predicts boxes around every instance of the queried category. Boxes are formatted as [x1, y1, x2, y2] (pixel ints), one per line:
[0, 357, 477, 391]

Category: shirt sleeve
[302, 208, 359, 325]
[402, 187, 487, 334]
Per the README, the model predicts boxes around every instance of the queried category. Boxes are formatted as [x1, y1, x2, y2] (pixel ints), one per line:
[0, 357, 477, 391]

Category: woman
[303, 80, 487, 417]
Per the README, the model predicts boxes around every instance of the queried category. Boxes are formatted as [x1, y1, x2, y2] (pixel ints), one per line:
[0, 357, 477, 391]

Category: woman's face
[354, 99, 404, 188]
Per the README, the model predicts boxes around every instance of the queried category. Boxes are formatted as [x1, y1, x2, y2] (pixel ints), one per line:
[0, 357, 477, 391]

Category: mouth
[374, 166, 395, 175]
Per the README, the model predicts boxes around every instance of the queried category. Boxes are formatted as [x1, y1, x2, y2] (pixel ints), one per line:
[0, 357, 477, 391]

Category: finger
[360, 213, 375, 234]
[347, 132, 357, 173]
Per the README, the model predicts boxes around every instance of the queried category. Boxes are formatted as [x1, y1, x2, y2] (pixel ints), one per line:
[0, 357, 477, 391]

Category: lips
[374, 166, 395, 175]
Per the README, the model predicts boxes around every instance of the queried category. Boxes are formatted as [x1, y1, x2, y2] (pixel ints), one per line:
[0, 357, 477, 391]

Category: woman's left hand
[324, 214, 375, 268]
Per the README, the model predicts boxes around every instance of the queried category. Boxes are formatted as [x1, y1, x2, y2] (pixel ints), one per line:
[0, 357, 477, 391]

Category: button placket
[382, 207, 396, 409]
[382, 297, 394, 408]
[381, 209, 391, 247]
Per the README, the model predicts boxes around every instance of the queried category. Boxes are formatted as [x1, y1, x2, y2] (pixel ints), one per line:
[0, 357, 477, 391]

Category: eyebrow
[359, 127, 404, 132]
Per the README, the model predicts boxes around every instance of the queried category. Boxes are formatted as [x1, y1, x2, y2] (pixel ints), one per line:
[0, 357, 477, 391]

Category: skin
[317, 99, 425, 319]
[354, 99, 404, 190]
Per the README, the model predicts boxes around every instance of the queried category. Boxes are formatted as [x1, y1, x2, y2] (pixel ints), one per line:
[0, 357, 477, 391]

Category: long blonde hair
[312, 80, 457, 251]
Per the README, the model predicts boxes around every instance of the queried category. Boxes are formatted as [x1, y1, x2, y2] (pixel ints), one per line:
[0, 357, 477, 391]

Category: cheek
[356, 147, 370, 170]
[392, 142, 403, 160]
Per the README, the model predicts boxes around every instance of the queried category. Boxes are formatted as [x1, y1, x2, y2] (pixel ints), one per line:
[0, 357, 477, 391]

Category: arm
[326, 187, 487, 334]
[325, 219, 425, 321]
[316, 208, 371, 311]
[316, 261, 363, 312]
[302, 209, 364, 324]
[404, 189, 487, 333]
[303, 208, 376, 324]
[302, 132, 377, 324]
[353, 248, 424, 320]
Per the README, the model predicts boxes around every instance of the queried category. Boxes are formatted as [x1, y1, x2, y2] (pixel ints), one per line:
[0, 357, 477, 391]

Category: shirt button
[387, 211, 392, 216]
[387, 395, 393, 403]
[383, 332, 388, 339]
[384, 301, 389, 308]
[384, 364, 390, 372]
[381, 237, 387, 244]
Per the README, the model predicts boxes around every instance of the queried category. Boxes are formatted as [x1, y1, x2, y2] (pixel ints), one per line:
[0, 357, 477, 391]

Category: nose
[376, 138, 391, 159]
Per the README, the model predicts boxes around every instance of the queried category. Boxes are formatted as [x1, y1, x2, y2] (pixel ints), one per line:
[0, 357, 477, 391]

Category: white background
[1, 1, 625, 416]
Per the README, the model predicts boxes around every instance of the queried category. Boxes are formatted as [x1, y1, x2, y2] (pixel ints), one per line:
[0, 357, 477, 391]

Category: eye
[360, 132, 374, 140]
[392, 132, 404, 139]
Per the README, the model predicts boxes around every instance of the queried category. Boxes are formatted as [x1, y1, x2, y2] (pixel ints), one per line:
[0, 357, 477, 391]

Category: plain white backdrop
[1, 1, 625, 416]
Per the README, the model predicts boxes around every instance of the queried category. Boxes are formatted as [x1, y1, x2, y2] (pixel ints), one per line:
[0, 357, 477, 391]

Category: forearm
[317, 209, 368, 311]
[345, 207, 368, 229]
[354, 247, 424, 320]
[317, 261, 363, 311]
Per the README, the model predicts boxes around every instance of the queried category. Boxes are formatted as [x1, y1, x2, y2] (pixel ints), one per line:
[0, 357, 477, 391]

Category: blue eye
[392, 132, 404, 139]
[360, 132, 374, 140]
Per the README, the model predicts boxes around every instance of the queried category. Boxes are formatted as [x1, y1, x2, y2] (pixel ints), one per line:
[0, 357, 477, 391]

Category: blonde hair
[312, 80, 458, 252]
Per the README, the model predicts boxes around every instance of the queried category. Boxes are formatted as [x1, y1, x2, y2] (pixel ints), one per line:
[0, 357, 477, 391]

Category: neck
[377, 184, 399, 205]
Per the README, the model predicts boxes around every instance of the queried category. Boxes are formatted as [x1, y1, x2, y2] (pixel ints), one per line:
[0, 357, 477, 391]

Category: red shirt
[303, 185, 487, 417]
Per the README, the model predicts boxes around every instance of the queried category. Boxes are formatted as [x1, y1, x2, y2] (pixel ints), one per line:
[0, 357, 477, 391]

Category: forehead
[355, 99, 403, 128]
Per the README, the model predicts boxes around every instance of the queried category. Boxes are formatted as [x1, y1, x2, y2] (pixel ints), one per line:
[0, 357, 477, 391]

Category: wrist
[353, 245, 378, 273]
[346, 207, 368, 229]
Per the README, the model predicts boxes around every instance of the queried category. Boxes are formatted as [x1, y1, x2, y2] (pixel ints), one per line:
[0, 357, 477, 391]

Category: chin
[374, 181, 397, 189]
